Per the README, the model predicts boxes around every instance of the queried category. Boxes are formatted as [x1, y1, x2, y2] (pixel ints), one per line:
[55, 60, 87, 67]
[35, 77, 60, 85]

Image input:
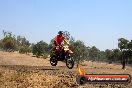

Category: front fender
[67, 50, 73, 54]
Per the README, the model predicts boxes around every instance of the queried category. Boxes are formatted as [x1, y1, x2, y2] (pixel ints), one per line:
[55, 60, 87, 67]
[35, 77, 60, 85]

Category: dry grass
[0, 51, 64, 66]
[0, 51, 132, 88]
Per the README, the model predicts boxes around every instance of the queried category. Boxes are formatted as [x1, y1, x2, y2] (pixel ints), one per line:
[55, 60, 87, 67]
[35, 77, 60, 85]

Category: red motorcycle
[50, 41, 74, 69]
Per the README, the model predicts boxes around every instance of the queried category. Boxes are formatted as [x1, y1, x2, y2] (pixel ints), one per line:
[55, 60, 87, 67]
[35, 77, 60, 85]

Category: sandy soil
[0, 51, 65, 66]
[0, 51, 132, 88]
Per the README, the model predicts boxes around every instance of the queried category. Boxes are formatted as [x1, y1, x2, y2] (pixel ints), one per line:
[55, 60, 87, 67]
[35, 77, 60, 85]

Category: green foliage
[105, 49, 114, 61]
[112, 49, 122, 61]
[63, 31, 75, 43]
[99, 51, 107, 61]
[118, 38, 132, 69]
[118, 38, 129, 50]
[1, 30, 31, 54]
[105, 49, 122, 63]
[32, 41, 49, 58]
[2, 32, 16, 52]
[16, 36, 31, 54]
[0, 40, 3, 50]
[70, 40, 89, 63]
[89, 46, 100, 61]
[19, 45, 31, 54]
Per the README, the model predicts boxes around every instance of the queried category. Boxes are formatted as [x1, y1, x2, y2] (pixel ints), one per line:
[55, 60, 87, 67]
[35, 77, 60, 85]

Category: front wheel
[50, 56, 57, 66]
[66, 58, 74, 69]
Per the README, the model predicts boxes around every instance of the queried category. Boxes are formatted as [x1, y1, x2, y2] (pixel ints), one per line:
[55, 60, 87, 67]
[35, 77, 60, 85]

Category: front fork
[65, 52, 70, 59]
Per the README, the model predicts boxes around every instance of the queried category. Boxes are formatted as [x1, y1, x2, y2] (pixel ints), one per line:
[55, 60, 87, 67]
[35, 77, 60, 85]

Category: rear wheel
[50, 56, 57, 66]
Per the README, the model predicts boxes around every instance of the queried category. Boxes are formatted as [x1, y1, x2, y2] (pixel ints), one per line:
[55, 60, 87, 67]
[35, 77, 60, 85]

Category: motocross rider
[54, 31, 69, 59]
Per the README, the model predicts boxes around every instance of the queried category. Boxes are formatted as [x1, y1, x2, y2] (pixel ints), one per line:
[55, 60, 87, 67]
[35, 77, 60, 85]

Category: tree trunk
[122, 59, 125, 69]
[122, 51, 126, 69]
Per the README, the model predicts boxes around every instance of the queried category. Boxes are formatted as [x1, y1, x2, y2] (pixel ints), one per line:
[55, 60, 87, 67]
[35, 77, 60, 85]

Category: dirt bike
[50, 40, 74, 69]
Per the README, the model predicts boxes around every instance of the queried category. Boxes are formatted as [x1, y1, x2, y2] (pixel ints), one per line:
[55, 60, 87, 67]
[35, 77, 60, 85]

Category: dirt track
[0, 51, 132, 88]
